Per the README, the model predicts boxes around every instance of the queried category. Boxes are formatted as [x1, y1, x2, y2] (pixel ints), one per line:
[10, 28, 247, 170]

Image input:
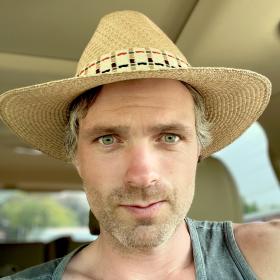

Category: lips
[121, 201, 164, 208]
[120, 200, 165, 218]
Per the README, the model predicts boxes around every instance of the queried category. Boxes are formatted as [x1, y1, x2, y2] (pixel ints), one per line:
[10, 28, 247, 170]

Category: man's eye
[161, 134, 180, 144]
[98, 135, 115, 145]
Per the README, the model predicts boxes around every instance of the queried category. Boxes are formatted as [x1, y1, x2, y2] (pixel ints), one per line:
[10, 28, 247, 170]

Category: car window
[0, 190, 96, 243]
[213, 122, 280, 221]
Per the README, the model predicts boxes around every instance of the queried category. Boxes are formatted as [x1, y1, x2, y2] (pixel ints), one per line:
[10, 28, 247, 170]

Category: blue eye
[162, 134, 180, 143]
[98, 135, 115, 145]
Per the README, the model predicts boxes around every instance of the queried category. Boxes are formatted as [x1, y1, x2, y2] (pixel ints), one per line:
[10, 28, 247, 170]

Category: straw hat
[0, 10, 271, 161]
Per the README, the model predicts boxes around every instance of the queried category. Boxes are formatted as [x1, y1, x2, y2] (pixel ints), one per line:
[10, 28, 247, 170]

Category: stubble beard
[86, 182, 194, 252]
[103, 205, 189, 252]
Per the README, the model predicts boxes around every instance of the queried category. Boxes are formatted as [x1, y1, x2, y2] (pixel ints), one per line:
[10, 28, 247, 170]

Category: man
[0, 10, 279, 280]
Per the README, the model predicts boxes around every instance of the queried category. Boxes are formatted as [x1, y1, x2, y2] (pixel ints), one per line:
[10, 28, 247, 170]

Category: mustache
[108, 181, 175, 205]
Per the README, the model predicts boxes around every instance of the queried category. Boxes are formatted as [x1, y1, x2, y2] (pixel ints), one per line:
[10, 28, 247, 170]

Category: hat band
[76, 48, 190, 77]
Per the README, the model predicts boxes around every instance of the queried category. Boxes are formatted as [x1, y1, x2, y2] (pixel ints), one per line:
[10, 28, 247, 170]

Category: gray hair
[182, 82, 213, 153]
[65, 81, 212, 161]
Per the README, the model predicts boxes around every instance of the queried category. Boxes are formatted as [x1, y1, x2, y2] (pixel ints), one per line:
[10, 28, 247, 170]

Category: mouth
[119, 200, 166, 218]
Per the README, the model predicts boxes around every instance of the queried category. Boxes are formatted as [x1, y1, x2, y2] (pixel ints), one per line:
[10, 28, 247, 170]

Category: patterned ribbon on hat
[76, 48, 190, 77]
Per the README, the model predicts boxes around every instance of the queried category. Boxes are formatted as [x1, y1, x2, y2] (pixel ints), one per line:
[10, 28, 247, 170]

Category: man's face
[75, 78, 199, 250]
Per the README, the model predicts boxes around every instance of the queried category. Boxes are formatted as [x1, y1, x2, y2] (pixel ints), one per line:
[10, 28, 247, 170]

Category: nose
[123, 144, 160, 188]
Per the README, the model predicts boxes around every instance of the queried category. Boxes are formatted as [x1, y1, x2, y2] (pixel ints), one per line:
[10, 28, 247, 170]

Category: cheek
[160, 150, 198, 183]
[78, 151, 126, 199]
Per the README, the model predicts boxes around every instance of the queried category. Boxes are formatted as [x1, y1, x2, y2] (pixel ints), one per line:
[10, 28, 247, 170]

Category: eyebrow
[149, 123, 194, 135]
[81, 123, 194, 138]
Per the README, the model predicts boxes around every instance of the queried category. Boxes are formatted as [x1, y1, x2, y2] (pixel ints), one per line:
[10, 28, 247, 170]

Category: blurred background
[0, 0, 279, 245]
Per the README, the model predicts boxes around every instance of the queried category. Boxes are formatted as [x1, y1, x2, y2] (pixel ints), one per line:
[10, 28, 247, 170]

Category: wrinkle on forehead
[99, 104, 172, 114]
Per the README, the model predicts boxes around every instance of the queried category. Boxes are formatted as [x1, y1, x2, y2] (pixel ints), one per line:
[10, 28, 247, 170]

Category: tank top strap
[223, 220, 258, 279]
[185, 218, 257, 280]
[185, 218, 207, 279]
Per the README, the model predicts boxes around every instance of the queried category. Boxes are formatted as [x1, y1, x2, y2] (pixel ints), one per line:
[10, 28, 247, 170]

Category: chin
[112, 217, 181, 250]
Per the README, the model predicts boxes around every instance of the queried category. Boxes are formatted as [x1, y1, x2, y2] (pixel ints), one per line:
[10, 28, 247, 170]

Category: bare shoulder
[233, 219, 280, 280]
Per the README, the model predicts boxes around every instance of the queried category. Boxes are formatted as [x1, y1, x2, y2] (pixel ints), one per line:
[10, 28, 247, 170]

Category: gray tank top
[186, 218, 257, 280]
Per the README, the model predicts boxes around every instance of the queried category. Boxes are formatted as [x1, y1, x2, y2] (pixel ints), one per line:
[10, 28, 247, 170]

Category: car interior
[0, 0, 279, 277]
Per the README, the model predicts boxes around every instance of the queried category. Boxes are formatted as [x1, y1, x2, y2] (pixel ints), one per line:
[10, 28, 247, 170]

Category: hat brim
[0, 67, 271, 161]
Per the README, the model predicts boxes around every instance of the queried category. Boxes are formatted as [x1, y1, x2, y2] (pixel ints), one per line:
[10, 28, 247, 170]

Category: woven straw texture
[76, 11, 187, 75]
[0, 10, 271, 161]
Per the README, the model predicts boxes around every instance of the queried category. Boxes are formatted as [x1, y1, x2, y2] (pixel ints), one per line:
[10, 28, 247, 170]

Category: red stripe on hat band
[117, 52, 128, 56]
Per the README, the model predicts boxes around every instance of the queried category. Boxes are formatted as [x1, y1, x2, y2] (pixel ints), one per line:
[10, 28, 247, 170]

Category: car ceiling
[0, 0, 279, 191]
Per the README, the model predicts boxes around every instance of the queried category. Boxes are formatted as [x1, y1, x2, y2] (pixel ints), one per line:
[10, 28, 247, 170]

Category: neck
[84, 219, 194, 279]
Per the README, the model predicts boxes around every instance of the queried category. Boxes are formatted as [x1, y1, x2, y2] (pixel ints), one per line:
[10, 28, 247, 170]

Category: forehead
[79, 78, 196, 132]
[88, 78, 194, 114]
